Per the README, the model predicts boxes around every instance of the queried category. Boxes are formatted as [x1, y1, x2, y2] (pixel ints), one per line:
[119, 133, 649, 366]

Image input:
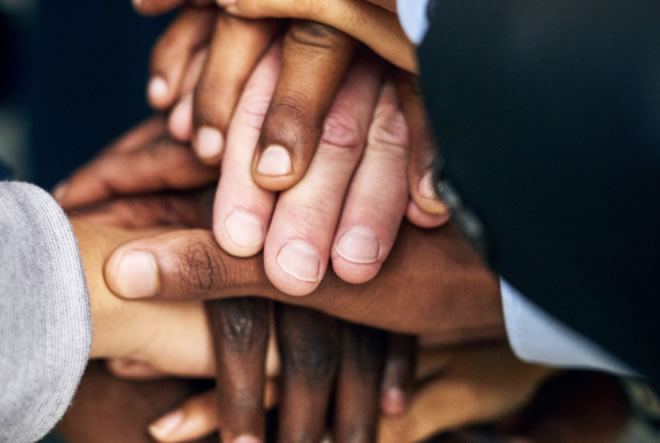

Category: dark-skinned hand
[55, 1, 450, 297]
[61, 119, 418, 443]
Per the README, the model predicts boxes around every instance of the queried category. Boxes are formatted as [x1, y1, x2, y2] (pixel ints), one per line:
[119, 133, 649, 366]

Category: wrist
[72, 220, 139, 359]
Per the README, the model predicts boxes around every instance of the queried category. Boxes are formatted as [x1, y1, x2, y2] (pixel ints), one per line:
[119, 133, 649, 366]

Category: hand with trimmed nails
[58, 117, 503, 341]
[58, 20, 449, 296]
[62, 121, 421, 443]
[128, 1, 448, 296]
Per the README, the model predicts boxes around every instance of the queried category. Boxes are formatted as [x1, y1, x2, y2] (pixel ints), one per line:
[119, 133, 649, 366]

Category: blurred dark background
[1, 4, 173, 440]
[0, 0, 171, 189]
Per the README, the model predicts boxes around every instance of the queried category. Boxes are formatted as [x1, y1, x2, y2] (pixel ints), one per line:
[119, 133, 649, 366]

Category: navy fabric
[418, 0, 660, 384]
[0, 159, 12, 180]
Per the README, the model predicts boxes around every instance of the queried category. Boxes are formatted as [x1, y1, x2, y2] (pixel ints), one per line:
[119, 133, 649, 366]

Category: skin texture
[395, 71, 452, 222]
[134, 0, 414, 72]
[63, 125, 417, 443]
[57, 118, 503, 337]
[102, 218, 504, 337]
[71, 182, 414, 443]
[58, 121, 626, 443]
[71, 219, 217, 375]
[126, 2, 448, 296]
[59, 347, 633, 443]
[250, 21, 358, 192]
[60, 62, 446, 299]
[149, 343, 558, 443]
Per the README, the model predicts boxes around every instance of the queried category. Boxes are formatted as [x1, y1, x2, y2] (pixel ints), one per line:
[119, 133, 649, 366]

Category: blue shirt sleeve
[396, 0, 431, 44]
[501, 279, 637, 375]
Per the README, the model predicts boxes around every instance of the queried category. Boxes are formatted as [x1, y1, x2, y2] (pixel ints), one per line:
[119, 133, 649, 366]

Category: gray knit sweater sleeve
[0, 182, 91, 443]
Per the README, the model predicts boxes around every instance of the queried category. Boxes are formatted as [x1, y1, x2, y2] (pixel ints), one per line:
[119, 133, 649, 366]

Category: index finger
[250, 20, 358, 191]
[334, 322, 388, 443]
[275, 304, 340, 442]
[57, 137, 218, 210]
[394, 71, 450, 222]
[207, 298, 271, 443]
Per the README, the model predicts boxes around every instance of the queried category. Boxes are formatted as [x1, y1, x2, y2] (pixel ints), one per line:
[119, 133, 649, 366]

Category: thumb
[104, 229, 271, 301]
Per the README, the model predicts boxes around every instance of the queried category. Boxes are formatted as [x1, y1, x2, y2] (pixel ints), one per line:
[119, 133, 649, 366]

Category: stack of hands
[49, 1, 626, 442]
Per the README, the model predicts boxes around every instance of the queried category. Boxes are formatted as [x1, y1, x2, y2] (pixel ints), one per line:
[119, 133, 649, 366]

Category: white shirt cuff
[501, 279, 636, 376]
[396, 0, 431, 44]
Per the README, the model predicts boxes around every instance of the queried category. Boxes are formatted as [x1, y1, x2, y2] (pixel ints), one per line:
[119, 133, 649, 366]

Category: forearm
[0, 182, 90, 442]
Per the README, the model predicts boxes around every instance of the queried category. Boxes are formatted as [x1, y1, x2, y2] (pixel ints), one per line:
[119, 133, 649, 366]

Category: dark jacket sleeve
[417, 0, 660, 383]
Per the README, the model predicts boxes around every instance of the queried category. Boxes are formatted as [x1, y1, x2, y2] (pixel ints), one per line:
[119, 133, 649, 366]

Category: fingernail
[225, 209, 265, 249]
[335, 226, 380, 264]
[148, 76, 168, 103]
[115, 250, 159, 299]
[256, 145, 292, 176]
[169, 94, 193, 142]
[381, 388, 407, 416]
[195, 126, 224, 160]
[418, 170, 437, 199]
[277, 239, 320, 283]
[52, 181, 68, 201]
[233, 436, 261, 443]
[148, 409, 184, 441]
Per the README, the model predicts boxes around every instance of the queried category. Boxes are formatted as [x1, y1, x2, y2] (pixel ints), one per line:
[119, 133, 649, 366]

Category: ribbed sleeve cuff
[0, 182, 91, 443]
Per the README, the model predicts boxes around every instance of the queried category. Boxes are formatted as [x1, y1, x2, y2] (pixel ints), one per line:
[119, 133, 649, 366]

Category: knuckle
[227, 392, 262, 413]
[368, 104, 409, 150]
[283, 337, 339, 380]
[235, 94, 271, 131]
[343, 324, 388, 374]
[287, 21, 345, 50]
[321, 109, 366, 150]
[269, 92, 309, 123]
[279, 314, 340, 381]
[262, 92, 321, 145]
[220, 299, 268, 351]
[176, 237, 226, 295]
[194, 82, 233, 127]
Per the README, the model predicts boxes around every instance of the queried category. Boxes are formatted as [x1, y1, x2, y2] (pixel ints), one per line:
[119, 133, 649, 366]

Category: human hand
[143, 343, 555, 443]
[134, 0, 415, 72]
[144, 3, 414, 200]
[71, 220, 219, 376]
[73, 197, 416, 443]
[60, 123, 418, 442]
[137, 2, 448, 297]
[55, 121, 499, 337]
[76, 215, 410, 442]
[59, 42, 449, 298]
[101, 219, 502, 340]
[59, 364, 629, 443]
[178, 303, 412, 443]
[53, 116, 219, 205]
[145, 7, 358, 190]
